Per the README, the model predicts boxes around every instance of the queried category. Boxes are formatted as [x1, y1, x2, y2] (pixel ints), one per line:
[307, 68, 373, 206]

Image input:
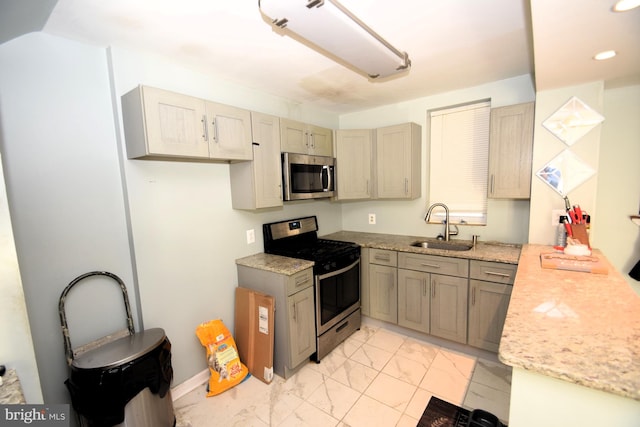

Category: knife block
[570, 223, 590, 247]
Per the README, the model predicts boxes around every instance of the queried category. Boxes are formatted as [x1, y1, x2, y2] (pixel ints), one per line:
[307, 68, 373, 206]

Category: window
[428, 100, 490, 225]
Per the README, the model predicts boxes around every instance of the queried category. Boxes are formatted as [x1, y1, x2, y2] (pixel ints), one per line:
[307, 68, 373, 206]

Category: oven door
[315, 258, 360, 336]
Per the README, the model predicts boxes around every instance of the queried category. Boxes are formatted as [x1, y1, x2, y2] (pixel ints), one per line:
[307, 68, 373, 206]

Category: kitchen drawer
[398, 252, 468, 278]
[369, 249, 398, 267]
[470, 260, 516, 285]
[286, 268, 314, 296]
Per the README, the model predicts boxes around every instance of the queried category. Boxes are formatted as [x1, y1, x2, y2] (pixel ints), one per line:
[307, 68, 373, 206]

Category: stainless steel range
[263, 216, 361, 362]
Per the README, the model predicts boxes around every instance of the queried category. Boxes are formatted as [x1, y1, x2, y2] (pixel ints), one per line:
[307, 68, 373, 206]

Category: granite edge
[498, 244, 640, 402]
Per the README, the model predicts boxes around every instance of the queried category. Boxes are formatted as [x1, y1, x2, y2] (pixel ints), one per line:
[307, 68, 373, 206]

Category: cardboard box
[234, 287, 275, 384]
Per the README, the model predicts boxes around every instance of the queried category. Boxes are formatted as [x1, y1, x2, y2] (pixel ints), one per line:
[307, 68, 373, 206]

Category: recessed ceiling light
[612, 0, 640, 11]
[594, 50, 617, 60]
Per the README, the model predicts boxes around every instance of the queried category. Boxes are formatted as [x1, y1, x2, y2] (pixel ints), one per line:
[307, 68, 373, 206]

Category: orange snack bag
[196, 319, 249, 396]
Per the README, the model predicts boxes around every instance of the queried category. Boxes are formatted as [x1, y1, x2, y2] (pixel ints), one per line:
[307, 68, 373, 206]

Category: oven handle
[316, 258, 360, 281]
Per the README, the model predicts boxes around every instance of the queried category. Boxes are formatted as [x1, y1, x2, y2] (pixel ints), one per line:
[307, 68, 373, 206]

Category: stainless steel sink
[410, 240, 473, 251]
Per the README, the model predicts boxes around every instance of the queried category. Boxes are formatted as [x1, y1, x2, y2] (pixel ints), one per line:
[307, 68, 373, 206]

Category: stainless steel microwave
[282, 152, 335, 201]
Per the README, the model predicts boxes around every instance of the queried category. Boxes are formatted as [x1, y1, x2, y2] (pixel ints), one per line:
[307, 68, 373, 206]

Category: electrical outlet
[246, 229, 255, 244]
[368, 213, 376, 225]
[551, 209, 566, 226]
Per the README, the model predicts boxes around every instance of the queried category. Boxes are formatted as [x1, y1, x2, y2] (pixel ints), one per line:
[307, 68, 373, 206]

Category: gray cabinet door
[336, 129, 372, 200]
[430, 274, 468, 344]
[398, 269, 430, 333]
[468, 279, 512, 352]
[375, 123, 421, 199]
[488, 102, 534, 199]
[230, 111, 283, 209]
[369, 264, 397, 323]
[287, 285, 316, 368]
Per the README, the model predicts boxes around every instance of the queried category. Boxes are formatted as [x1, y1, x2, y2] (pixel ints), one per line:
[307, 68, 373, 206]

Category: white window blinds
[428, 100, 490, 225]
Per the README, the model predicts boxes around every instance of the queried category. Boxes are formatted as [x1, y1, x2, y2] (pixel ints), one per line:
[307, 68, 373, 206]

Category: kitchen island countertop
[322, 230, 521, 264]
[499, 243, 640, 401]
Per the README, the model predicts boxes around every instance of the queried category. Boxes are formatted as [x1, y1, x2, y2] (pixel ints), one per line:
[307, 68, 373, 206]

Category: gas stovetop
[263, 216, 360, 273]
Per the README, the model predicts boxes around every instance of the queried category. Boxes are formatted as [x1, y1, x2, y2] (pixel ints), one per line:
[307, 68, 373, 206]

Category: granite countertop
[499, 244, 640, 401]
[322, 231, 521, 264]
[236, 252, 314, 275]
[0, 369, 26, 404]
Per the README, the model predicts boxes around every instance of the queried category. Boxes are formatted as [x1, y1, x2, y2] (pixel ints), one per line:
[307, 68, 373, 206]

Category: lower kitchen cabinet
[361, 249, 517, 352]
[467, 259, 516, 351]
[287, 285, 316, 368]
[360, 248, 371, 316]
[398, 269, 430, 333]
[468, 280, 512, 352]
[236, 265, 315, 379]
[430, 274, 468, 344]
[369, 264, 398, 323]
[368, 249, 398, 323]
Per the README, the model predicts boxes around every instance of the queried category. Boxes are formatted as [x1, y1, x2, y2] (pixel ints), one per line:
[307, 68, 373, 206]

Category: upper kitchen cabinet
[487, 102, 534, 199]
[335, 129, 373, 200]
[280, 118, 333, 157]
[375, 122, 421, 199]
[230, 112, 283, 210]
[121, 85, 252, 161]
[206, 101, 253, 161]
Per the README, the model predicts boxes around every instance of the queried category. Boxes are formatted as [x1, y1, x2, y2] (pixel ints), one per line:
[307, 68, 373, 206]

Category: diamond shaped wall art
[542, 96, 604, 146]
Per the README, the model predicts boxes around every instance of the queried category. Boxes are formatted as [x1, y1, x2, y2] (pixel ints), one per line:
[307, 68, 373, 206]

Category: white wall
[0, 33, 139, 404]
[593, 84, 640, 294]
[107, 47, 343, 385]
[528, 82, 604, 244]
[338, 75, 536, 244]
[0, 153, 42, 403]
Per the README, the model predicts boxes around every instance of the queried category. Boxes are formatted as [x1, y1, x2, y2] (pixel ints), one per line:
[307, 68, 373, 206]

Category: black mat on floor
[417, 397, 507, 427]
[417, 397, 470, 427]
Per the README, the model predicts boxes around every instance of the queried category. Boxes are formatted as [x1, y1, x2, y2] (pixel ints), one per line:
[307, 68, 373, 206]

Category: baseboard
[171, 369, 208, 401]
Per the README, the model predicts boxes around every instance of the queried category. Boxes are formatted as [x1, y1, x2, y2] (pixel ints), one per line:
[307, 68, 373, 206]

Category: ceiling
[1, 0, 639, 114]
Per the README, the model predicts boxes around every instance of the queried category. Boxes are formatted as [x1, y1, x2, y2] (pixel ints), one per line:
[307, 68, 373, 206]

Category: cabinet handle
[309, 133, 315, 149]
[305, 131, 310, 148]
[421, 263, 441, 269]
[485, 271, 510, 278]
[374, 254, 391, 262]
[293, 301, 297, 321]
[490, 174, 495, 195]
[202, 115, 208, 141]
[432, 279, 436, 297]
[404, 178, 409, 195]
[366, 179, 370, 196]
[472, 286, 476, 306]
[212, 118, 218, 142]
[423, 279, 427, 297]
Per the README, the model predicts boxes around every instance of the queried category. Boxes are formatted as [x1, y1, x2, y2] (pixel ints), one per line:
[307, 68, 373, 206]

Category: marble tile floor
[174, 323, 512, 427]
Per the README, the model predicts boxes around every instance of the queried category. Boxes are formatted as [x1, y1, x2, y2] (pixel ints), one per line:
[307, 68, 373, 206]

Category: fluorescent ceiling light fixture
[613, 0, 640, 11]
[593, 50, 617, 60]
[259, 0, 411, 79]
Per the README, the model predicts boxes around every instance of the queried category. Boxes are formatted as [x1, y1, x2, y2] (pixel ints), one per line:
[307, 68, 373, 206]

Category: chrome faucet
[425, 203, 459, 241]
